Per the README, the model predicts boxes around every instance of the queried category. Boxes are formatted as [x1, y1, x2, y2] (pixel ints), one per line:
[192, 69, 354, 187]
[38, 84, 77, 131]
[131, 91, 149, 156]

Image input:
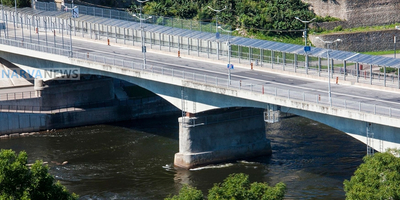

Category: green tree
[208, 173, 286, 200]
[1, 0, 30, 8]
[0, 149, 78, 200]
[165, 185, 204, 200]
[343, 152, 400, 200]
[165, 173, 286, 200]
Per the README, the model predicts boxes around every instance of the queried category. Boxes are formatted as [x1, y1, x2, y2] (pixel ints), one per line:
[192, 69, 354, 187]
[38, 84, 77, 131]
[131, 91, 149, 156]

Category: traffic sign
[142, 46, 146, 53]
[227, 64, 234, 69]
[216, 32, 220, 39]
[304, 46, 311, 52]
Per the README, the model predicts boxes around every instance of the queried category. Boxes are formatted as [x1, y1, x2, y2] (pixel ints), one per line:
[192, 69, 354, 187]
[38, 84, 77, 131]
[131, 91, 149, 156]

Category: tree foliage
[343, 152, 400, 200]
[138, 0, 315, 36]
[0, 149, 78, 200]
[165, 173, 286, 200]
[1, 0, 30, 8]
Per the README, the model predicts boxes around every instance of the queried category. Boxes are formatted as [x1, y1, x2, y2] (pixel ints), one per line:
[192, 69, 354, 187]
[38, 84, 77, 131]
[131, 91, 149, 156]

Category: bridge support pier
[174, 109, 271, 169]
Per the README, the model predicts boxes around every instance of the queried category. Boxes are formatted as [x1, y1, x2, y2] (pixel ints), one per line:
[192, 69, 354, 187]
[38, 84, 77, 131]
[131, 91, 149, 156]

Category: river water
[0, 113, 366, 199]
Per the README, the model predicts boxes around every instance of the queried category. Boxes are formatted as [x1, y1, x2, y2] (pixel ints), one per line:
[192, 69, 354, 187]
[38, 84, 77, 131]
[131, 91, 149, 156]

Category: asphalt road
[2, 25, 400, 114]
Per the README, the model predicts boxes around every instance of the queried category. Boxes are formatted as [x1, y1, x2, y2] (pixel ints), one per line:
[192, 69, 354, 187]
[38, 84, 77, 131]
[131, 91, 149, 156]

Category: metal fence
[34, 1, 223, 33]
[0, 33, 399, 119]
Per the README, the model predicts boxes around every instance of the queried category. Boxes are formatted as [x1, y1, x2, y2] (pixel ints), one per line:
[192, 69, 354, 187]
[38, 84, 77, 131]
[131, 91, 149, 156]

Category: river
[0, 113, 366, 199]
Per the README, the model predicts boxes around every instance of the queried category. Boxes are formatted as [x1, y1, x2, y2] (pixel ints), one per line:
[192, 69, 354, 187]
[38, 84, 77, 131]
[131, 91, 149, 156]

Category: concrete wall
[310, 29, 398, 52]
[305, 0, 400, 30]
[174, 109, 271, 168]
[41, 78, 115, 107]
[0, 99, 179, 135]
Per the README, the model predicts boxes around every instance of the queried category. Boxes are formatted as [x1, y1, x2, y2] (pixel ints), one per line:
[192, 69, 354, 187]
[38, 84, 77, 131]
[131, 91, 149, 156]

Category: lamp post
[218, 25, 239, 85]
[132, 13, 152, 69]
[63, 5, 77, 57]
[208, 5, 227, 33]
[295, 17, 316, 73]
[394, 26, 400, 58]
[315, 37, 342, 107]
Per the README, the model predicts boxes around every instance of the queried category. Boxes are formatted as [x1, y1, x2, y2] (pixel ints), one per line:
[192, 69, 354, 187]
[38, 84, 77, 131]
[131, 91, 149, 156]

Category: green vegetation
[344, 152, 400, 200]
[165, 173, 286, 200]
[312, 23, 400, 35]
[0, 149, 78, 200]
[1, 0, 30, 8]
[361, 50, 400, 56]
[136, 0, 315, 38]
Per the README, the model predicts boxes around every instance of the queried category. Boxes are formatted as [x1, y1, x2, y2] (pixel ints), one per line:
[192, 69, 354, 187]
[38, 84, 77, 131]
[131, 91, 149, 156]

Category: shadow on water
[0, 112, 366, 200]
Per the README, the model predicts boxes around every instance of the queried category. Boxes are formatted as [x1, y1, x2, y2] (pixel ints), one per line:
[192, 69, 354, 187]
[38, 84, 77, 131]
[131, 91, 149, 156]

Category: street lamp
[208, 5, 227, 33]
[315, 37, 342, 107]
[63, 5, 77, 57]
[218, 25, 239, 85]
[133, 13, 152, 69]
[394, 26, 400, 58]
[295, 17, 316, 73]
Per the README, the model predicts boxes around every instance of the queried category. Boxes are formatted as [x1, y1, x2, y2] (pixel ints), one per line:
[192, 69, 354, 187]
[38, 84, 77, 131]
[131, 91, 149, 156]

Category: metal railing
[1, 35, 399, 119]
[0, 96, 168, 113]
[0, 91, 36, 101]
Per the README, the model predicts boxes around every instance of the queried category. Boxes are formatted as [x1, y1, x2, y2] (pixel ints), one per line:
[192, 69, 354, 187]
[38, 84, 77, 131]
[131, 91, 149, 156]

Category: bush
[166, 173, 286, 200]
[344, 152, 400, 200]
[0, 149, 78, 200]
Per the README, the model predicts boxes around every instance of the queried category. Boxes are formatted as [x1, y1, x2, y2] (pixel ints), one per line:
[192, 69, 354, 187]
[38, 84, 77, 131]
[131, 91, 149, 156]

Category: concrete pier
[174, 108, 271, 169]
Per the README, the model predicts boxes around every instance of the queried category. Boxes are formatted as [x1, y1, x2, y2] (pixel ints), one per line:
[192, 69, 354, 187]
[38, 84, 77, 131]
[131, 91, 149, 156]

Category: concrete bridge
[1, 8, 400, 168]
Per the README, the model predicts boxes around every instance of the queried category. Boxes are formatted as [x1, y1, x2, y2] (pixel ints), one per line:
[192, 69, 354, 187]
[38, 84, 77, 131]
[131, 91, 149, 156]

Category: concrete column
[34, 78, 43, 97]
[384, 66, 387, 87]
[318, 57, 321, 77]
[370, 64, 373, 85]
[174, 109, 271, 169]
[356, 63, 359, 83]
[343, 60, 346, 80]
[271, 50, 274, 69]
[217, 42, 220, 60]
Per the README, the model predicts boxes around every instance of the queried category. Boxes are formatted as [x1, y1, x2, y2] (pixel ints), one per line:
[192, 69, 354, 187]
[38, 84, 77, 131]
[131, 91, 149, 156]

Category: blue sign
[227, 64, 234, 69]
[304, 46, 311, 52]
[216, 32, 220, 39]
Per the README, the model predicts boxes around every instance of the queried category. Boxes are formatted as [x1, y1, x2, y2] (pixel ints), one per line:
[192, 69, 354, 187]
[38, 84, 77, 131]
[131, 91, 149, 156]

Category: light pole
[218, 25, 239, 85]
[394, 26, 400, 58]
[133, 12, 152, 69]
[295, 17, 316, 73]
[208, 5, 227, 33]
[316, 37, 342, 107]
[63, 5, 77, 57]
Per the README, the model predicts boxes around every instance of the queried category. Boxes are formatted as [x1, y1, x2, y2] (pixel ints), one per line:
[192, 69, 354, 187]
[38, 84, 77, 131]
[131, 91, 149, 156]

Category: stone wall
[304, 0, 400, 30]
[310, 29, 398, 52]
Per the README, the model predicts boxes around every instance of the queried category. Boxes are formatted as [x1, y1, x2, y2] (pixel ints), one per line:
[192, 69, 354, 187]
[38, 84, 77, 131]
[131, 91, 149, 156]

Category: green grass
[360, 50, 400, 56]
[312, 23, 400, 35]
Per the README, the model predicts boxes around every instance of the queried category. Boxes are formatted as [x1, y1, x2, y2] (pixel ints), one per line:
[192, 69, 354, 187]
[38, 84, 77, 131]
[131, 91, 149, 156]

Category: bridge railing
[1, 7, 399, 91]
[0, 32, 399, 119]
[0, 96, 166, 114]
[0, 91, 36, 101]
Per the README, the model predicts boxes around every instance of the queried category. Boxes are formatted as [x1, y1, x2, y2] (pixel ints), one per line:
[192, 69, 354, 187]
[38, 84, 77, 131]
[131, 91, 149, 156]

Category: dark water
[0, 114, 366, 199]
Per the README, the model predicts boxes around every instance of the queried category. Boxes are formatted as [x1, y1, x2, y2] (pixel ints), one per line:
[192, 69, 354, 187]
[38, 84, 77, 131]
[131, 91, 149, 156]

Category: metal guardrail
[1, 35, 399, 119]
[1, 7, 399, 90]
[0, 96, 166, 113]
[0, 91, 36, 101]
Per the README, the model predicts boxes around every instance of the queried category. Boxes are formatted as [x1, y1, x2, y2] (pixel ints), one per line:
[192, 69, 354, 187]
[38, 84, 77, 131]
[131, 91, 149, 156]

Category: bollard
[107, 39, 110, 46]
[53, 30, 55, 36]
[318, 94, 321, 101]
[178, 51, 181, 58]
[240, 80, 242, 88]
[36, 27, 38, 34]
[262, 85, 264, 94]
[336, 77, 338, 84]
[364, 71, 366, 79]
[251, 63, 253, 70]
[87, 52, 89, 58]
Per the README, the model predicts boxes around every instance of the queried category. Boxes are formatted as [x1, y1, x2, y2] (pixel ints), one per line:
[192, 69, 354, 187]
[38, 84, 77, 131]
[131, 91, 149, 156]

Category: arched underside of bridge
[1, 47, 400, 155]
